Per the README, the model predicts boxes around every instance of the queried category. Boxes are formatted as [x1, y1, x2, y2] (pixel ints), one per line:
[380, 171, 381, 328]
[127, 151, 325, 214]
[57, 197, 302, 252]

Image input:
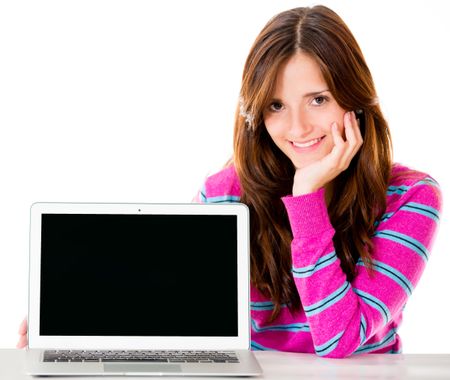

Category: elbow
[314, 338, 359, 359]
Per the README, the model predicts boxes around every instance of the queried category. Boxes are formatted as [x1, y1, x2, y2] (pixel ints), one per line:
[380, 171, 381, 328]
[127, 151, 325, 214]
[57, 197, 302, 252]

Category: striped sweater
[195, 163, 442, 358]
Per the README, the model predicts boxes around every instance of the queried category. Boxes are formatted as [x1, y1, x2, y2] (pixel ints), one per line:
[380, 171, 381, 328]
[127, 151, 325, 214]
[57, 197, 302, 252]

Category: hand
[16, 317, 28, 349]
[292, 111, 363, 196]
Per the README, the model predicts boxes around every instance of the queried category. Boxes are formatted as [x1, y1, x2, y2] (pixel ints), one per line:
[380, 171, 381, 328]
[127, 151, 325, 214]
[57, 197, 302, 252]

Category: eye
[311, 95, 328, 106]
[268, 101, 284, 112]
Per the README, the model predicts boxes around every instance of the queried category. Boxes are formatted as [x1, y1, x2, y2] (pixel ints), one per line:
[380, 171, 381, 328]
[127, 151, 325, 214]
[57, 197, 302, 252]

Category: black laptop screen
[39, 213, 238, 337]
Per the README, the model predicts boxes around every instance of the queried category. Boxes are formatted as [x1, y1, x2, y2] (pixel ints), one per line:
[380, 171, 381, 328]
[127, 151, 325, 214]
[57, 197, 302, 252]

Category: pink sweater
[195, 163, 442, 358]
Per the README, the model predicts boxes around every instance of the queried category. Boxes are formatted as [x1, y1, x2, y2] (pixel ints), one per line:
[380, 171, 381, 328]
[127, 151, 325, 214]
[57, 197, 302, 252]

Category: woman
[18, 5, 441, 358]
[194, 5, 441, 357]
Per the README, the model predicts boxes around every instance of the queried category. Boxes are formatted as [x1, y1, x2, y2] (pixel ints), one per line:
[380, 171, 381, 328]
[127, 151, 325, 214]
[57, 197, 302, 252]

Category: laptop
[25, 202, 262, 376]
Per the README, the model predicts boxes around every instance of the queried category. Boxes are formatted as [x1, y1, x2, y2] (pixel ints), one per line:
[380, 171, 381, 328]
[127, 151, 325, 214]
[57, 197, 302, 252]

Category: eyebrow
[270, 89, 330, 101]
[302, 89, 330, 98]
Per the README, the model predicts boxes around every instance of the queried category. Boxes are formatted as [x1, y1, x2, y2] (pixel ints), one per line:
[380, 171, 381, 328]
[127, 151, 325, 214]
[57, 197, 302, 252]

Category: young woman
[18, 5, 441, 358]
[194, 5, 441, 357]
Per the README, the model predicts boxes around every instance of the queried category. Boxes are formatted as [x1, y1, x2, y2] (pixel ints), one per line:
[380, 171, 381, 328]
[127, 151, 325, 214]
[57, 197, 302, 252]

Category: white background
[0, 0, 449, 352]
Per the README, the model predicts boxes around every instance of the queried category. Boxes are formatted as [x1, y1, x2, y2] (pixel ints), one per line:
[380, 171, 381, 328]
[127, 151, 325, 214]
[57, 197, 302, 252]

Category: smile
[291, 136, 325, 148]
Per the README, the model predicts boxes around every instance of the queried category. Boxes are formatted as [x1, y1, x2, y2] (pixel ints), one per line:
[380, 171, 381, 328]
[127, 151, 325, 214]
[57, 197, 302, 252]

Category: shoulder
[199, 164, 241, 203]
[386, 163, 442, 214]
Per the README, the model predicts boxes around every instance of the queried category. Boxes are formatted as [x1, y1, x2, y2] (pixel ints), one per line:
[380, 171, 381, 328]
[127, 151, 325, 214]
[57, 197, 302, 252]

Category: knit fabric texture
[194, 164, 442, 357]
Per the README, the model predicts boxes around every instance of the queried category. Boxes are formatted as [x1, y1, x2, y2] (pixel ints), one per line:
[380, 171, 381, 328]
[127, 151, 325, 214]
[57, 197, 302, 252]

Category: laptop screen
[39, 213, 238, 337]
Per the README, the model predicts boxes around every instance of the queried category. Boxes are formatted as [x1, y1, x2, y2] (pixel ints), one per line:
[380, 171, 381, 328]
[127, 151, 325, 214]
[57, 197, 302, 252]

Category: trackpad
[104, 363, 182, 373]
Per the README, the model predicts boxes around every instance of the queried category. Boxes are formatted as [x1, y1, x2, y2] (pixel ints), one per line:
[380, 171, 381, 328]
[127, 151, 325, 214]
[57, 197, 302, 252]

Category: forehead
[273, 51, 327, 96]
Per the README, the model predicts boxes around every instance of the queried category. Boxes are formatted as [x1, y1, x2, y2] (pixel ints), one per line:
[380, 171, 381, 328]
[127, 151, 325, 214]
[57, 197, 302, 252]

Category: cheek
[315, 109, 346, 134]
[264, 118, 284, 140]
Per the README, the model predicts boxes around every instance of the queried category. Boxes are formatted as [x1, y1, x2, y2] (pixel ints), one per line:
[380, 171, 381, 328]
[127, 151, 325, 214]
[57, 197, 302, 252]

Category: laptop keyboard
[43, 350, 240, 363]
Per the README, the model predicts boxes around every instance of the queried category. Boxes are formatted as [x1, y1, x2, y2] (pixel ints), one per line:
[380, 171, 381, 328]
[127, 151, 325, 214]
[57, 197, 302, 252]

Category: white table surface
[1, 349, 450, 379]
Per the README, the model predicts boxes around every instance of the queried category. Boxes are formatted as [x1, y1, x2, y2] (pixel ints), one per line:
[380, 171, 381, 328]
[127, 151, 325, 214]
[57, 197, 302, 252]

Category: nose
[288, 109, 313, 138]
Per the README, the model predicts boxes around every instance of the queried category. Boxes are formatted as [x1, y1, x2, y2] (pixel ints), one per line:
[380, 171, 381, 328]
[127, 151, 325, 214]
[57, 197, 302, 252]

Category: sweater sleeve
[281, 180, 442, 358]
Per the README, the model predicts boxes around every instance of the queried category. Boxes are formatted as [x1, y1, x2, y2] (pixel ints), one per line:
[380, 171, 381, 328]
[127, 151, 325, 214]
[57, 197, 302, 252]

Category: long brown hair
[233, 5, 393, 320]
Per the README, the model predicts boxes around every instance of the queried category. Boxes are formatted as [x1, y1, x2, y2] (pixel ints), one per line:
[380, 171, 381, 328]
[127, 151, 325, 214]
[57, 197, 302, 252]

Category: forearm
[283, 188, 363, 357]
[282, 182, 441, 357]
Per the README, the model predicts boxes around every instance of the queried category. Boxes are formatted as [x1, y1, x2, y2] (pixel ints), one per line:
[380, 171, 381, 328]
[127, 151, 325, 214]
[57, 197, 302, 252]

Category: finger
[342, 112, 362, 161]
[16, 336, 24, 349]
[329, 112, 357, 171]
[18, 317, 27, 334]
[343, 112, 359, 152]
[16, 334, 28, 349]
[327, 122, 347, 164]
[347, 111, 363, 147]
[331, 121, 345, 148]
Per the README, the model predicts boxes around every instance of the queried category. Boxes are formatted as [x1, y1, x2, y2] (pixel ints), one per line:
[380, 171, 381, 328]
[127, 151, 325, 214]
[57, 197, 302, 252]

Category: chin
[291, 161, 310, 170]
[290, 150, 331, 170]
[291, 157, 317, 170]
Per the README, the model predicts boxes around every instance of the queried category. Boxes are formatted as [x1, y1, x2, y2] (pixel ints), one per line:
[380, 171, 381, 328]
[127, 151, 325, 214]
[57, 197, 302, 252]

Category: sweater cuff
[281, 188, 333, 238]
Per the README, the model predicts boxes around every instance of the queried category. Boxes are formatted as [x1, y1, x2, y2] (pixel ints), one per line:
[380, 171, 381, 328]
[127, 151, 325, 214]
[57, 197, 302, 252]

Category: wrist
[292, 185, 320, 196]
[292, 179, 325, 196]
[292, 171, 327, 196]
[282, 188, 333, 238]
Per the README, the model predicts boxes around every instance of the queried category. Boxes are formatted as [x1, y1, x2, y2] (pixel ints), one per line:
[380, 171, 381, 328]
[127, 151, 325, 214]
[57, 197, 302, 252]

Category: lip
[290, 136, 325, 152]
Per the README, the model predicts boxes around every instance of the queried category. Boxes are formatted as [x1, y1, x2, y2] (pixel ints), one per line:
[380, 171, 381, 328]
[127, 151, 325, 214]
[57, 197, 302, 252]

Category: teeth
[292, 137, 322, 148]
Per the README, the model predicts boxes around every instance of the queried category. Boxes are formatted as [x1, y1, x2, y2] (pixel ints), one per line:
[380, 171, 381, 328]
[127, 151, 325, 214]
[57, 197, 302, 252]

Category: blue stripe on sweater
[360, 314, 367, 345]
[250, 301, 289, 311]
[415, 177, 439, 187]
[199, 185, 207, 203]
[355, 328, 397, 354]
[357, 259, 413, 297]
[203, 194, 241, 203]
[376, 212, 394, 226]
[377, 200, 439, 226]
[250, 341, 275, 351]
[386, 348, 402, 354]
[373, 230, 429, 262]
[251, 319, 310, 333]
[353, 288, 391, 325]
[304, 282, 351, 317]
[250, 301, 276, 311]
[400, 202, 440, 222]
[387, 185, 410, 195]
[387, 177, 438, 197]
[292, 251, 337, 278]
[315, 330, 345, 356]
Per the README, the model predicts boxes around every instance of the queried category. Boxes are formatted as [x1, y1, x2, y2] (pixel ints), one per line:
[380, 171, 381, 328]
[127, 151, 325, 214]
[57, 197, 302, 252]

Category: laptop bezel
[28, 202, 250, 350]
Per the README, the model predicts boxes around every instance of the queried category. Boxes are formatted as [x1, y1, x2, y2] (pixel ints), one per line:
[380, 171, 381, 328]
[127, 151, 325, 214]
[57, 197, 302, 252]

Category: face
[263, 51, 347, 169]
